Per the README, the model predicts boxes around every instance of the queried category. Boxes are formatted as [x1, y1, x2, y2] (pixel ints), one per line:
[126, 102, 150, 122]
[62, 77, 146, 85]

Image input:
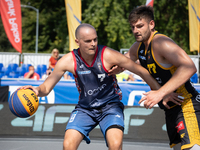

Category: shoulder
[129, 42, 141, 54]
[24, 72, 28, 76]
[130, 42, 140, 50]
[126, 42, 140, 61]
[58, 52, 74, 63]
[103, 47, 120, 57]
[49, 56, 54, 61]
[55, 52, 75, 74]
[153, 34, 175, 47]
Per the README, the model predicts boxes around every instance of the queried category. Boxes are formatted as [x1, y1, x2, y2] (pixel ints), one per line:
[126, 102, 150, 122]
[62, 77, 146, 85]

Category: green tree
[82, 0, 145, 51]
[0, 0, 197, 55]
[21, 0, 69, 53]
[153, 0, 195, 54]
[0, 19, 15, 52]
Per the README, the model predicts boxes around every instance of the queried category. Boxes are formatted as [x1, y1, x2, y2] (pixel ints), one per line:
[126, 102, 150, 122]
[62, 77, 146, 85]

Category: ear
[149, 20, 155, 30]
[75, 39, 79, 46]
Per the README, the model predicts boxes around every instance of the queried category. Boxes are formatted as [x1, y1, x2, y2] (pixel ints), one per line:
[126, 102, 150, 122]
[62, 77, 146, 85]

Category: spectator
[24, 65, 40, 80]
[116, 72, 129, 81]
[117, 70, 142, 82]
[42, 68, 52, 79]
[116, 60, 143, 82]
[49, 48, 62, 69]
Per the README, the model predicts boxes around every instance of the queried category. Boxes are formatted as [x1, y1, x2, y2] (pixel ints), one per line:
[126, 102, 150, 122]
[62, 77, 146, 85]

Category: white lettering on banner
[128, 90, 158, 107]
[9, 86, 55, 104]
[0, 104, 4, 111]
[8, 18, 20, 43]
[11, 105, 74, 131]
[10, 105, 167, 133]
[5, 0, 20, 43]
[128, 90, 146, 106]
[124, 107, 153, 134]
[6, 0, 16, 17]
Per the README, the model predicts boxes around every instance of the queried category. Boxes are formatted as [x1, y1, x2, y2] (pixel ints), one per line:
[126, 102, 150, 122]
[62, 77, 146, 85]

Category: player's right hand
[108, 65, 124, 76]
[162, 93, 183, 109]
[18, 85, 39, 96]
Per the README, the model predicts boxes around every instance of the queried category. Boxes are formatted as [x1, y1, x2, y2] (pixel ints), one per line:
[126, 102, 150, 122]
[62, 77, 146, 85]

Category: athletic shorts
[65, 102, 124, 144]
[165, 94, 200, 150]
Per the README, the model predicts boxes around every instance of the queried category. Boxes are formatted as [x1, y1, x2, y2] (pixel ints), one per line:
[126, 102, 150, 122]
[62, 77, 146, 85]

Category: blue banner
[1, 79, 200, 106]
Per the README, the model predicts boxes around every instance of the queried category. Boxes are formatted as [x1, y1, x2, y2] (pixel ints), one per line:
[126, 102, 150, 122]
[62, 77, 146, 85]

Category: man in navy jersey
[110, 5, 200, 150]
[20, 23, 167, 150]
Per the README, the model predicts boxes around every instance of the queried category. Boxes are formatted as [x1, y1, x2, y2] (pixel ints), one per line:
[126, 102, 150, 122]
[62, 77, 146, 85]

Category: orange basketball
[8, 89, 39, 118]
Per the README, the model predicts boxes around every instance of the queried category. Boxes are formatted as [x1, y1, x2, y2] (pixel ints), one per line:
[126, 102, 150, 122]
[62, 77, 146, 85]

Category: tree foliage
[0, 0, 196, 55]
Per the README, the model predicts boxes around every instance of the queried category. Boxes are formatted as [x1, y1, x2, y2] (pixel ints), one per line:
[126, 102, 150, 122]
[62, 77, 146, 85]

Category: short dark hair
[129, 5, 154, 24]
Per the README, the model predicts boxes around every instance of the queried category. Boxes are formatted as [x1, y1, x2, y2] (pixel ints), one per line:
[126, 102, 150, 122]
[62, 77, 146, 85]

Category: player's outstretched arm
[20, 52, 74, 97]
[103, 47, 161, 90]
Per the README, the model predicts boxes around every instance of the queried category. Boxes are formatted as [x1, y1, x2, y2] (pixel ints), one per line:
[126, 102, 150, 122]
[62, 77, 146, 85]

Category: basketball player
[20, 23, 167, 150]
[110, 5, 200, 150]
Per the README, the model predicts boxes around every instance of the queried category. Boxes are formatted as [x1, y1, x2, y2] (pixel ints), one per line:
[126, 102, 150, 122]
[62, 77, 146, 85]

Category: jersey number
[147, 63, 156, 74]
[98, 74, 105, 82]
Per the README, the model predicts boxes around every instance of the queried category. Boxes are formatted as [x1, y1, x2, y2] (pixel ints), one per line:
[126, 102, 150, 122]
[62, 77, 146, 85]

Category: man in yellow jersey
[110, 5, 200, 150]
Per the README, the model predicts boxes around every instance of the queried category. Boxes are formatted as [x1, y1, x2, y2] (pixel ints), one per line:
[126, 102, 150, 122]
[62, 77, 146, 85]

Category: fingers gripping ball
[9, 89, 39, 118]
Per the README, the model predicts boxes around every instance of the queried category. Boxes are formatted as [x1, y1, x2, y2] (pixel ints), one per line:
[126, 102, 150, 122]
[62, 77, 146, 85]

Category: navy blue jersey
[72, 45, 122, 109]
[137, 31, 198, 109]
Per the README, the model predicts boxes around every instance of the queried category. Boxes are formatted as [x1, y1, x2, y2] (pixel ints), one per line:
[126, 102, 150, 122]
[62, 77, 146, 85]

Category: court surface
[0, 137, 171, 150]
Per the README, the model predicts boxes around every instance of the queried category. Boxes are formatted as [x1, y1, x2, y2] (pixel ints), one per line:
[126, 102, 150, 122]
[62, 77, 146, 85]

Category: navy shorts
[66, 102, 124, 144]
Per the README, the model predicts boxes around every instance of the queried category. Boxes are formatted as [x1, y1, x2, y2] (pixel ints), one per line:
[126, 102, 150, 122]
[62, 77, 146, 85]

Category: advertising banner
[188, 0, 200, 52]
[0, 0, 22, 53]
[0, 103, 168, 142]
[65, 0, 81, 51]
[146, 0, 154, 7]
[1, 79, 200, 107]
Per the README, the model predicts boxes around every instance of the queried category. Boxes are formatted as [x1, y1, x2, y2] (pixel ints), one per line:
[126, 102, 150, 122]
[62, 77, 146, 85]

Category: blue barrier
[1, 79, 200, 106]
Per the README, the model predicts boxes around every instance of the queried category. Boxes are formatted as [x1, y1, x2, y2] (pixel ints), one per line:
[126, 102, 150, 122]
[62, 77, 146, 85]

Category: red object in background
[146, 0, 154, 7]
[0, 0, 22, 53]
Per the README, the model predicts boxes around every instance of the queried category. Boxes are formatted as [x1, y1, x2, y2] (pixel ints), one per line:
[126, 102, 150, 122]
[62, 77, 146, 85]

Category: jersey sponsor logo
[97, 62, 102, 71]
[138, 55, 146, 60]
[176, 121, 185, 133]
[87, 84, 107, 95]
[155, 77, 162, 84]
[195, 94, 200, 103]
[98, 73, 105, 82]
[180, 133, 185, 138]
[140, 49, 144, 53]
[78, 70, 91, 75]
[79, 64, 84, 68]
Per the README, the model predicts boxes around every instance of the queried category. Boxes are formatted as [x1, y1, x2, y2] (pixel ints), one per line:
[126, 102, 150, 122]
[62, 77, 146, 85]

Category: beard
[134, 29, 151, 42]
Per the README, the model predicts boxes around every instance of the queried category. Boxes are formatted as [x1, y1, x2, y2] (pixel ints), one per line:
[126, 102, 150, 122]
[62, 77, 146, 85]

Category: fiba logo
[195, 95, 200, 103]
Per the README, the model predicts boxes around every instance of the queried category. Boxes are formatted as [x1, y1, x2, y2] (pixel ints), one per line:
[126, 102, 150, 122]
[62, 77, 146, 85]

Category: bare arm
[103, 47, 161, 90]
[157, 37, 196, 95]
[140, 36, 196, 108]
[108, 42, 140, 75]
[21, 53, 75, 97]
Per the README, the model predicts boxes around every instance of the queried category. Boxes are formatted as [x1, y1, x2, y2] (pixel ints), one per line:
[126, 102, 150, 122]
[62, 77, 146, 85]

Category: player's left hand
[139, 91, 183, 109]
[162, 93, 183, 109]
[108, 65, 124, 76]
